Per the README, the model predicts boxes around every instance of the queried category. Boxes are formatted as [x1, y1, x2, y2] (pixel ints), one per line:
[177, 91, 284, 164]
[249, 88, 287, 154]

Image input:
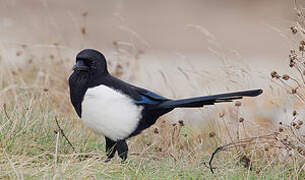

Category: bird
[68, 49, 263, 162]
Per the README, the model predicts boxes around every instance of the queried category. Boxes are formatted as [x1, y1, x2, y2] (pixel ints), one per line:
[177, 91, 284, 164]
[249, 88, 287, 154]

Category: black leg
[117, 140, 128, 162]
[105, 137, 117, 162]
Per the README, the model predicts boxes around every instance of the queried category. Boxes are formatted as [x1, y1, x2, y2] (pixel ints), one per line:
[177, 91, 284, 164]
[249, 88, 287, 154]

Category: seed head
[239, 117, 244, 123]
[153, 128, 159, 134]
[113, 40, 118, 46]
[291, 122, 297, 127]
[271, 71, 280, 79]
[299, 44, 305, 52]
[297, 146, 304, 154]
[292, 88, 297, 94]
[16, 51, 23, 56]
[219, 112, 225, 118]
[293, 110, 297, 116]
[209, 132, 216, 138]
[82, 12, 88, 17]
[11, 71, 17, 75]
[297, 120, 303, 126]
[290, 60, 296, 67]
[235, 101, 241, 107]
[295, 125, 301, 129]
[178, 120, 184, 126]
[282, 74, 290, 80]
[289, 49, 297, 62]
[289, 54, 297, 61]
[81, 27, 86, 35]
[279, 127, 284, 132]
[290, 26, 298, 34]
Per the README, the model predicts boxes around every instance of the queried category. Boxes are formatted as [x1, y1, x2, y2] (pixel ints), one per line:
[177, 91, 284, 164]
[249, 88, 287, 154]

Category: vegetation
[0, 2, 304, 180]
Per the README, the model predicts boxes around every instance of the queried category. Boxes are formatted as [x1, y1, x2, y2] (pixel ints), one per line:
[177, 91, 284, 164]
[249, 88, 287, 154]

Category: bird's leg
[116, 140, 128, 162]
[104, 137, 117, 163]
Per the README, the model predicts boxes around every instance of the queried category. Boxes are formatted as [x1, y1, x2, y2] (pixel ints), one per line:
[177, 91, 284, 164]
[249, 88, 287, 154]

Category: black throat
[68, 71, 90, 117]
[68, 66, 110, 117]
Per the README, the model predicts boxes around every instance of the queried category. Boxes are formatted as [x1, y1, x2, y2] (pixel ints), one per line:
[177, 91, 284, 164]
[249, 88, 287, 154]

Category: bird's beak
[73, 60, 89, 71]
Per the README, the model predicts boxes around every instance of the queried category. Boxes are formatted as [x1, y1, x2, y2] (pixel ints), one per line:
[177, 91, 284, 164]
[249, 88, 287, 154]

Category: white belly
[81, 85, 143, 141]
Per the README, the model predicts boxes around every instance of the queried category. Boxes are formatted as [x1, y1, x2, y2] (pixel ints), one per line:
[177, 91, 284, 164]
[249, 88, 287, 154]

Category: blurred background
[0, 0, 300, 126]
[0, 0, 295, 55]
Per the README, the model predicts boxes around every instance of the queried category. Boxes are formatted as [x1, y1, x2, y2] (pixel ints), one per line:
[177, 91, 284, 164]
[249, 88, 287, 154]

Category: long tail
[157, 89, 263, 109]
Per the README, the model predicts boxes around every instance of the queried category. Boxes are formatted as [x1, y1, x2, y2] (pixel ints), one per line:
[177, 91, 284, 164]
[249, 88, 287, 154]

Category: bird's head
[73, 49, 108, 74]
[70, 49, 108, 88]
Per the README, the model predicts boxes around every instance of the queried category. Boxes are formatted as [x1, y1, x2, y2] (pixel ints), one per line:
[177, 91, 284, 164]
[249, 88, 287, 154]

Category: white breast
[81, 85, 143, 141]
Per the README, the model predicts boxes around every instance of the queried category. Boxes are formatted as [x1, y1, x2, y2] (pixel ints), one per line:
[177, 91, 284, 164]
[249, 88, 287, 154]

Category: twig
[3, 103, 9, 119]
[169, 152, 177, 162]
[208, 133, 276, 173]
[208, 146, 223, 173]
[55, 116, 76, 153]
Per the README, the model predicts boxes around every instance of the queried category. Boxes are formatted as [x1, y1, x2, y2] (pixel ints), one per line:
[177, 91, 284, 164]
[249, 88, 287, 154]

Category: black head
[70, 49, 109, 91]
[73, 49, 108, 75]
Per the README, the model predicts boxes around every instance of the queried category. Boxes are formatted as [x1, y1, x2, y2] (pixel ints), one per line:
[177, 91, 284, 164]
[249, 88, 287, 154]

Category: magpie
[68, 49, 263, 162]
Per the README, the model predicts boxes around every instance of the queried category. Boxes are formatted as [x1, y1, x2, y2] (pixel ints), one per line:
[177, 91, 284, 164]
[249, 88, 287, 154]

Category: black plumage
[69, 49, 263, 162]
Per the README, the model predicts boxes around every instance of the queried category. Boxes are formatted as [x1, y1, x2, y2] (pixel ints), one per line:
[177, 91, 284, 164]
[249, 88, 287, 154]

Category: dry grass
[0, 44, 303, 179]
[0, 4, 305, 180]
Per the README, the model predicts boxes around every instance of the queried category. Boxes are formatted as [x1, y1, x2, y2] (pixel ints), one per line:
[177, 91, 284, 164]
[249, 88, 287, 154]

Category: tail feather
[157, 89, 263, 109]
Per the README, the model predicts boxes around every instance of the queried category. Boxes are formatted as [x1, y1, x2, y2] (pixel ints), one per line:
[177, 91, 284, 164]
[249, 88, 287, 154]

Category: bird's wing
[105, 76, 169, 105]
[131, 86, 169, 105]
